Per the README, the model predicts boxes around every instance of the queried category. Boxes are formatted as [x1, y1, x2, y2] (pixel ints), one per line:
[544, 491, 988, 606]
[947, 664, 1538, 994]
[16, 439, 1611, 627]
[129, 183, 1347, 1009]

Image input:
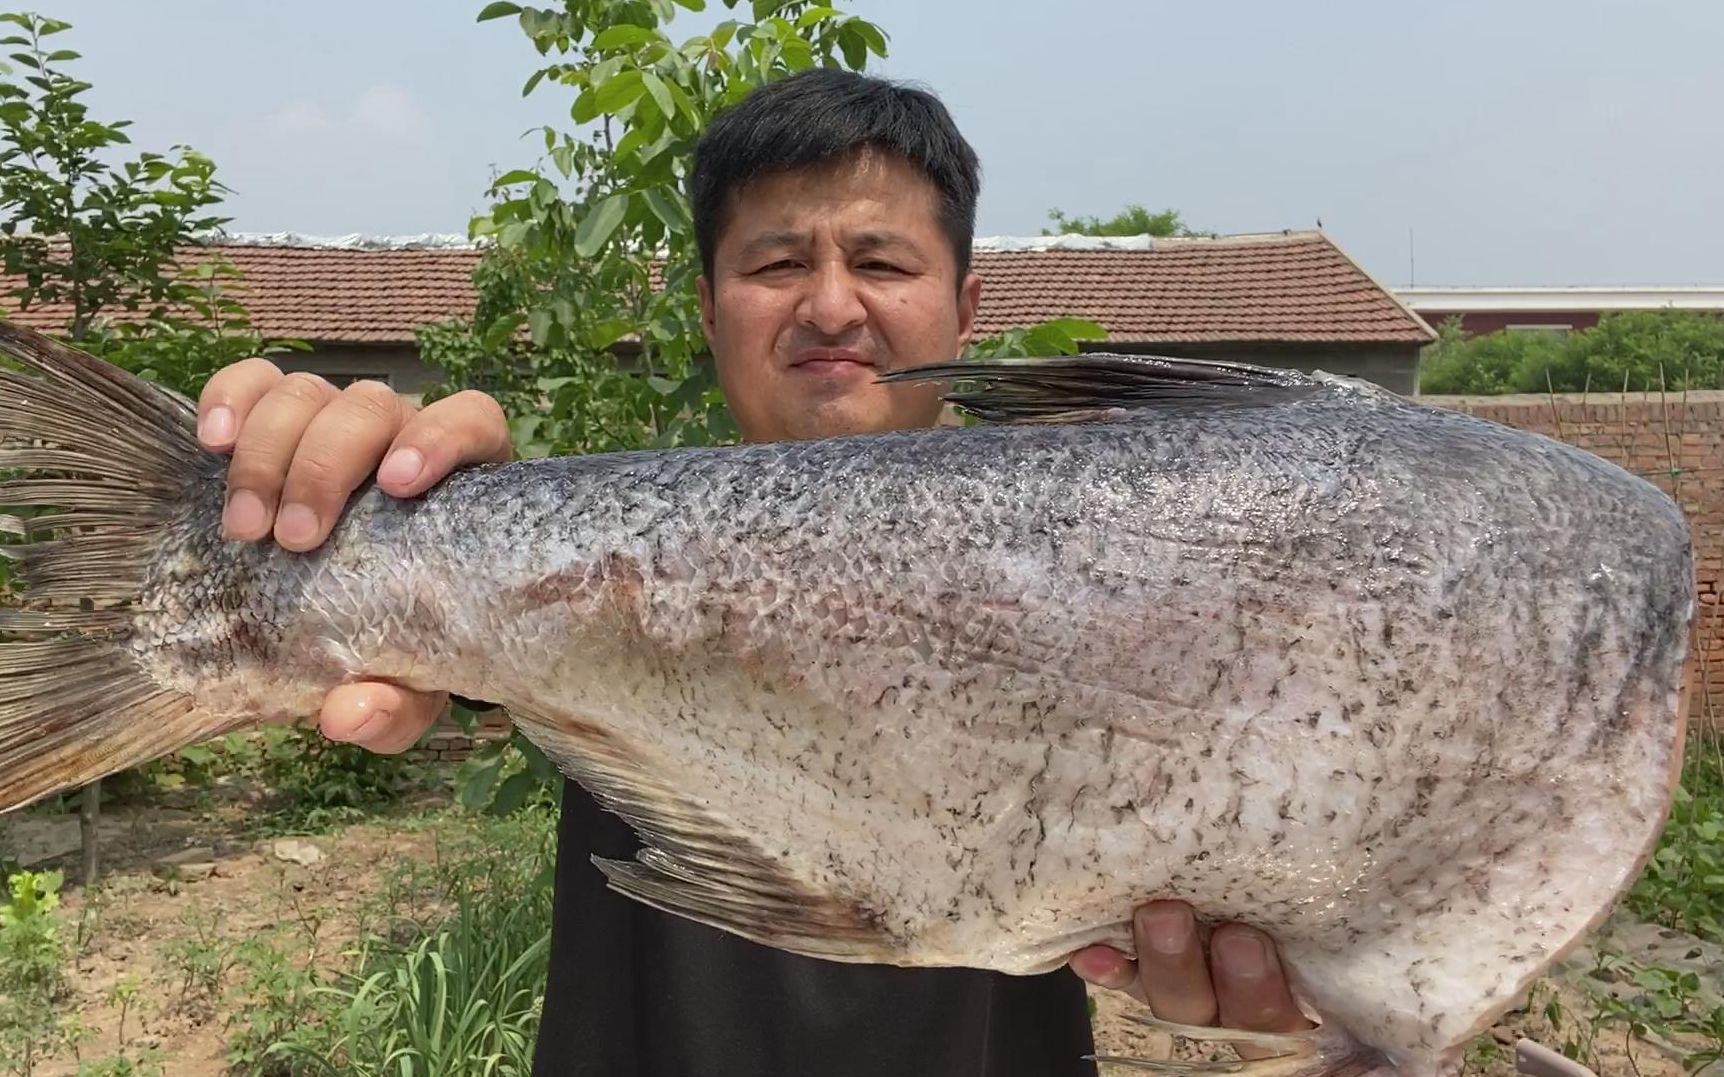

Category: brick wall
[1426, 390, 1724, 721]
[409, 708, 513, 763]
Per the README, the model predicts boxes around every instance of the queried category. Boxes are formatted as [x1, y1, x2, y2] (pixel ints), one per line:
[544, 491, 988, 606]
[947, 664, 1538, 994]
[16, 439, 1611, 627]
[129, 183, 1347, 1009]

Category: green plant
[161, 910, 237, 1016]
[254, 726, 425, 830]
[1577, 948, 1724, 1074]
[1627, 729, 1724, 944]
[0, 870, 69, 1076]
[1042, 204, 1191, 238]
[1418, 311, 1724, 396]
[227, 808, 558, 1077]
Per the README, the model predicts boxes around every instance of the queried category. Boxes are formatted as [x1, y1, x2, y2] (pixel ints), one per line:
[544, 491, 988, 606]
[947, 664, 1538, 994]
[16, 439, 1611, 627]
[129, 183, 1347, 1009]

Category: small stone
[152, 847, 218, 881]
[270, 838, 323, 866]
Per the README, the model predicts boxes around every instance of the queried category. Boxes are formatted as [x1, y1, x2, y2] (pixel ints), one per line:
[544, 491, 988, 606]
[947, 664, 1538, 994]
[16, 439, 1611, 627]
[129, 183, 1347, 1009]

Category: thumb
[319, 682, 447, 755]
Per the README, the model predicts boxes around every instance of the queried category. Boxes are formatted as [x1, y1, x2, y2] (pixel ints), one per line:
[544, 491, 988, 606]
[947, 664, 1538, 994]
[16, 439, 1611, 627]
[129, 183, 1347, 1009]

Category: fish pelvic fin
[877, 353, 1330, 424]
[511, 708, 901, 963]
[1090, 1016, 1398, 1077]
[0, 321, 223, 814]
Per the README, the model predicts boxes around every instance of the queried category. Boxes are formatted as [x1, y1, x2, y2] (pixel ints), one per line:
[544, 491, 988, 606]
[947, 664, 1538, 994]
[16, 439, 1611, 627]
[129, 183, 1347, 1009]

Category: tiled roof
[1, 231, 1433, 346]
[970, 233, 1434, 344]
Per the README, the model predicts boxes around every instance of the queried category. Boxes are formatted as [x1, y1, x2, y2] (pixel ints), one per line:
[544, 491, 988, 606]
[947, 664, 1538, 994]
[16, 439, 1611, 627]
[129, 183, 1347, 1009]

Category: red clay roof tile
[3, 231, 1433, 346]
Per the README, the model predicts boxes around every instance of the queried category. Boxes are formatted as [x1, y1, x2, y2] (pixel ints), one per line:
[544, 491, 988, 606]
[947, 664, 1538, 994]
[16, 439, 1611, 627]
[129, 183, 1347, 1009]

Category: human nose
[796, 263, 867, 336]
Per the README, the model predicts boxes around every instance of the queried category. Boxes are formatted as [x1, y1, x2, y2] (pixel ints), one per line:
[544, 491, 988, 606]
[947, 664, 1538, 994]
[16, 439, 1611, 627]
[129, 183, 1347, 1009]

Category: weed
[227, 807, 557, 1077]
[1627, 729, 1724, 943]
[161, 910, 238, 1017]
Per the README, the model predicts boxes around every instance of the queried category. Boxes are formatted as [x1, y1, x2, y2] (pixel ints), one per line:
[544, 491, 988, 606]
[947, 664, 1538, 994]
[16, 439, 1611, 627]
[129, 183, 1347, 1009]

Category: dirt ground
[1, 788, 1701, 1077]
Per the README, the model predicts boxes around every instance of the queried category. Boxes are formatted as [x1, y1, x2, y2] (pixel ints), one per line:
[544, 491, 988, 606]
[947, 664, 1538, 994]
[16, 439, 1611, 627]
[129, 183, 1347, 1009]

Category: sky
[26, 0, 1724, 288]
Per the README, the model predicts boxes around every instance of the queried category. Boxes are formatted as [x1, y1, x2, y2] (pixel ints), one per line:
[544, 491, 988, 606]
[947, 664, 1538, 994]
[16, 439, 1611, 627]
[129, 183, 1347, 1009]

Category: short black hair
[689, 68, 982, 282]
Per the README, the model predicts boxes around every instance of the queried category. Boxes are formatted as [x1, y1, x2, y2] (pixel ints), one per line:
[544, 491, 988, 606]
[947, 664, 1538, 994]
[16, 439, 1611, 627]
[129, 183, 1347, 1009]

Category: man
[196, 70, 1311, 1075]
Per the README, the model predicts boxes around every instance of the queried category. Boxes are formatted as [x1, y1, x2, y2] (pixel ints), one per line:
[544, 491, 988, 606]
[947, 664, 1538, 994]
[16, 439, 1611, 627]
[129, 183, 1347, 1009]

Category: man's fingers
[319, 682, 447, 756]
[276, 380, 411, 550]
[1067, 944, 1145, 1003]
[221, 372, 338, 542]
[1210, 924, 1314, 1046]
[1132, 901, 1220, 1028]
[376, 390, 514, 497]
[197, 357, 286, 452]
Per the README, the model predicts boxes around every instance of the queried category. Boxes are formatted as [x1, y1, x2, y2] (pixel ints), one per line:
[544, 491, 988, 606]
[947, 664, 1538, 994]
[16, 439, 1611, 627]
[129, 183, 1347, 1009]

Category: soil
[0, 785, 1703, 1077]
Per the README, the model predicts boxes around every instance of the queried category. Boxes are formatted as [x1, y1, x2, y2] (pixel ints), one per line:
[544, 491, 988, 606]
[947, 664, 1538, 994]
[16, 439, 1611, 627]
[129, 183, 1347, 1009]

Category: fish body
[0, 325, 1693, 1076]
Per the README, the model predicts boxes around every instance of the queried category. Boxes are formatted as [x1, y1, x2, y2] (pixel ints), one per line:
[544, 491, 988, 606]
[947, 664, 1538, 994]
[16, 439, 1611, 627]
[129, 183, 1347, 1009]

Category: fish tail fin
[0, 320, 225, 815]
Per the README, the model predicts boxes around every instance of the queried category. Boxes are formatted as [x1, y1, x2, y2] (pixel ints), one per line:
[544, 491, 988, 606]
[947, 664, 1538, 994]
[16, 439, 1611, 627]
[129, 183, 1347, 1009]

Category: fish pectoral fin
[511, 711, 897, 963]
[876, 354, 1323, 424]
[1089, 1006, 1393, 1077]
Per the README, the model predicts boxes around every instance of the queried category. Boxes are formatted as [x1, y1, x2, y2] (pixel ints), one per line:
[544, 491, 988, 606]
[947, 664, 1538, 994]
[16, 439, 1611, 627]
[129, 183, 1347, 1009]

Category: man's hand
[1068, 900, 1313, 1057]
[197, 360, 513, 753]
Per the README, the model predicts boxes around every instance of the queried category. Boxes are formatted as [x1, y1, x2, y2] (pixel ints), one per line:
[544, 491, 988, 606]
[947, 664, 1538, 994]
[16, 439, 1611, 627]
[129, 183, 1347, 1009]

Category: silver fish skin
[0, 325, 1693, 1077]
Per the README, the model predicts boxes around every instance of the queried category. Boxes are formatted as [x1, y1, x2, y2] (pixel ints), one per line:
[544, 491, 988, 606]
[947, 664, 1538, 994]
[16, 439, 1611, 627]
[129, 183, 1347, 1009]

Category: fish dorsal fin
[877, 353, 1321, 423]
[508, 708, 898, 962]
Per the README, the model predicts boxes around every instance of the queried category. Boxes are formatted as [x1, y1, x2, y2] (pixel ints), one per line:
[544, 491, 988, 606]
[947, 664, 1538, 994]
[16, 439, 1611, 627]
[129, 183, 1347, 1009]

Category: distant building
[1399, 286, 1724, 338]
[4, 230, 1435, 394]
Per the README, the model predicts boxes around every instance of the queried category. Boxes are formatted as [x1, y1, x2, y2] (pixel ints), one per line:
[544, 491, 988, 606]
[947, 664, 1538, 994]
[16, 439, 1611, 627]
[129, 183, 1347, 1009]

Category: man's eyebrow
[734, 231, 805, 260]
[850, 231, 917, 254]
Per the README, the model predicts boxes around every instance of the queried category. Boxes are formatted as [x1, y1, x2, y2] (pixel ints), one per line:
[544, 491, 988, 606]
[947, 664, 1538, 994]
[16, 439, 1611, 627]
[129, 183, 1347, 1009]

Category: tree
[1043, 203, 1191, 238]
[1418, 312, 1724, 396]
[0, 10, 291, 881]
[429, 0, 1103, 810]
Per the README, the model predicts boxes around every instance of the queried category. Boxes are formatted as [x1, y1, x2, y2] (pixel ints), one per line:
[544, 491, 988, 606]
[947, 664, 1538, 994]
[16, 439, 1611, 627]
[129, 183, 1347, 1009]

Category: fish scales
[0, 324, 1693, 1076]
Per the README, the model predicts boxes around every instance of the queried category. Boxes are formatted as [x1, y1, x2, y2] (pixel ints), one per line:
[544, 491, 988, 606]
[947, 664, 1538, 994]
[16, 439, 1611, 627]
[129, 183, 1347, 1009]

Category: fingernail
[1140, 905, 1194, 956]
[199, 405, 235, 446]
[223, 489, 267, 538]
[276, 502, 320, 547]
[377, 447, 424, 489]
[1215, 932, 1269, 978]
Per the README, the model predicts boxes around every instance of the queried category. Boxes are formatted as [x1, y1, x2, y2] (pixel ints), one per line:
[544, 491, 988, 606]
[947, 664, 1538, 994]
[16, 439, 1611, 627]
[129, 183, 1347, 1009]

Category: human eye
[858, 259, 910, 275]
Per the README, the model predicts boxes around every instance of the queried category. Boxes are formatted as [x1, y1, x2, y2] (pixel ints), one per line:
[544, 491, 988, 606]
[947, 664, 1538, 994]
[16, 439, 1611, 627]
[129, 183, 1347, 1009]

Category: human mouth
[790, 349, 875, 377]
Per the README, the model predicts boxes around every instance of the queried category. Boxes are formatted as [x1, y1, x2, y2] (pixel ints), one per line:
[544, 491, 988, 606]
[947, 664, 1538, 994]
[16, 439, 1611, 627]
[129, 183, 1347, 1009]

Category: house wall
[278, 343, 442, 394]
[1413, 310, 1605, 337]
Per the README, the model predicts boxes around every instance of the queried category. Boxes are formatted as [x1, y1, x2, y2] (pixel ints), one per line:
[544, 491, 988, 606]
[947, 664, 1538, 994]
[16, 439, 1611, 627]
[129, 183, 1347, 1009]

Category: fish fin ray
[876, 353, 1322, 424]
[1089, 1006, 1393, 1077]
[0, 321, 226, 814]
[511, 710, 899, 962]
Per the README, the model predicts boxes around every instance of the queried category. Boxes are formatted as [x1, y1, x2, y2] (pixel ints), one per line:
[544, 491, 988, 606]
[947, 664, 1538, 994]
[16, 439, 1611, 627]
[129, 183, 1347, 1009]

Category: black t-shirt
[528, 777, 1100, 1077]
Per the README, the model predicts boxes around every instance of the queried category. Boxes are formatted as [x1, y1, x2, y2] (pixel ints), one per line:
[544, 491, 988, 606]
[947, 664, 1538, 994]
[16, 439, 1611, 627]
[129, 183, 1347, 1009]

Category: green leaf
[491, 168, 540, 188]
[574, 192, 629, 257]
[795, 5, 840, 29]
[44, 49, 79, 62]
[476, 1, 522, 21]
[855, 20, 889, 57]
[489, 770, 535, 816]
[591, 69, 645, 114]
[591, 24, 657, 50]
[641, 186, 686, 232]
[640, 70, 675, 122]
[670, 0, 705, 9]
[1038, 317, 1108, 340]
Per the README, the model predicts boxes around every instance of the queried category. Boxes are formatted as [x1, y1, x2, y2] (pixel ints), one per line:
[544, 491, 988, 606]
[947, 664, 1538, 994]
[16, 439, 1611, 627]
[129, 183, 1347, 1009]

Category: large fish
[0, 322, 1692, 1076]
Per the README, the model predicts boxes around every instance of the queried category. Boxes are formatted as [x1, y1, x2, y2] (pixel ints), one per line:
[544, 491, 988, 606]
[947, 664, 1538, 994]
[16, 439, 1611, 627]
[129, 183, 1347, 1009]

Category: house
[3, 230, 1435, 394]
[1398, 286, 1724, 338]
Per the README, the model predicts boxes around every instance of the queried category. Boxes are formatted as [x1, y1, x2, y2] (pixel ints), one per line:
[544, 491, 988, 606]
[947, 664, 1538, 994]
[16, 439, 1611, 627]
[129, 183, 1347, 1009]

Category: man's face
[697, 150, 981, 443]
